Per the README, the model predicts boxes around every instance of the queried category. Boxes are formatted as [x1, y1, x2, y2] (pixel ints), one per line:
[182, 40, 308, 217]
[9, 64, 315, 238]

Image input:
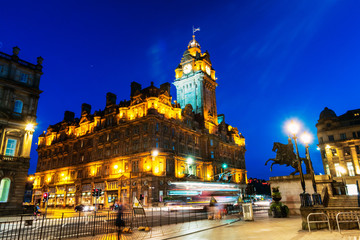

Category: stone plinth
[269, 174, 332, 215]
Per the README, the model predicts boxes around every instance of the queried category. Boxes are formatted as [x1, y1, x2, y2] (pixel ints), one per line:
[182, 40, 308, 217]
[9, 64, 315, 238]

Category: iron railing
[0, 206, 241, 240]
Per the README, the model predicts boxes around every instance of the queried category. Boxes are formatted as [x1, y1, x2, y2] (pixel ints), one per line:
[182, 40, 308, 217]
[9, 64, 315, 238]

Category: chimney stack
[106, 92, 117, 106]
[160, 82, 170, 94]
[64, 111, 75, 122]
[131, 82, 142, 97]
[81, 103, 91, 116]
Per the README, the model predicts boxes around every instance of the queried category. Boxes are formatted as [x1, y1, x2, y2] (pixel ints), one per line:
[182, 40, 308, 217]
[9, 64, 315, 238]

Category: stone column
[337, 148, 348, 175]
[0, 128, 6, 155]
[325, 148, 336, 176]
[350, 146, 360, 175]
[22, 131, 34, 157]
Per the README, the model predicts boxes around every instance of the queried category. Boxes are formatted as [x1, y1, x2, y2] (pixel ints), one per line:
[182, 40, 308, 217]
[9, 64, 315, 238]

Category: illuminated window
[5, 139, 17, 156]
[334, 163, 341, 177]
[210, 151, 214, 159]
[325, 164, 330, 175]
[344, 147, 351, 156]
[331, 148, 337, 156]
[210, 139, 213, 146]
[14, 100, 23, 113]
[155, 138, 159, 148]
[155, 123, 159, 132]
[20, 73, 28, 83]
[0, 178, 11, 202]
[347, 162, 355, 177]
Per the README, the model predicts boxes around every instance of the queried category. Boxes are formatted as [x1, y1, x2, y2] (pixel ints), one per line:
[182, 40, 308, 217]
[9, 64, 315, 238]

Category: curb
[160, 218, 241, 240]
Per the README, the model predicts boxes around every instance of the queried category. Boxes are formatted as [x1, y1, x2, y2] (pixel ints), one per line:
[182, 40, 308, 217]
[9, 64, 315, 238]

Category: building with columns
[33, 36, 247, 208]
[0, 47, 43, 215]
[316, 107, 360, 193]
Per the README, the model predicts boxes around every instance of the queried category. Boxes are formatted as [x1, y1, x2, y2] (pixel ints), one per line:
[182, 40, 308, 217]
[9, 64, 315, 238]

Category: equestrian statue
[265, 138, 309, 175]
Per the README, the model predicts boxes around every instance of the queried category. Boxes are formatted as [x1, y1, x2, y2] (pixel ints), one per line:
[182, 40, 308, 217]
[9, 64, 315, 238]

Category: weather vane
[193, 26, 200, 35]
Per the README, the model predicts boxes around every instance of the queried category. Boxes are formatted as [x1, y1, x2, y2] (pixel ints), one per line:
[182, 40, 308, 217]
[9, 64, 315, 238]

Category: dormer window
[20, 73, 29, 83]
[14, 100, 23, 114]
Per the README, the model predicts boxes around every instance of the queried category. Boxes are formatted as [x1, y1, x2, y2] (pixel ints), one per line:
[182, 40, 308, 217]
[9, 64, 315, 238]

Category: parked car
[74, 204, 95, 212]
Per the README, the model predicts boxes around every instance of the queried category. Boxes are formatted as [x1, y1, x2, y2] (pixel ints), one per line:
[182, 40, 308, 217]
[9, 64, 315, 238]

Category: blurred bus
[165, 181, 242, 210]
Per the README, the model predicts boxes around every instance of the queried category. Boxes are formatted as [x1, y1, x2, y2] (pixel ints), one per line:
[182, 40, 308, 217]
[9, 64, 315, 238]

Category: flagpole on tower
[193, 26, 200, 36]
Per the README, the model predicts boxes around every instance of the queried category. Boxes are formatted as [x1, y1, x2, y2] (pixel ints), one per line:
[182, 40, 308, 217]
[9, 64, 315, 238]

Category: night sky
[2, 1, 360, 180]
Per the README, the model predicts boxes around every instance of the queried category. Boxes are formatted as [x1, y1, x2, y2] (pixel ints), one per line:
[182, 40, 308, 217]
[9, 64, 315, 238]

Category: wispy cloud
[242, 1, 337, 91]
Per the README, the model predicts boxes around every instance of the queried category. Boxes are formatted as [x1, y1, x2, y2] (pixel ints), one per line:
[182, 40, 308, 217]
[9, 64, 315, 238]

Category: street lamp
[222, 163, 228, 169]
[286, 120, 311, 206]
[151, 149, 159, 158]
[187, 157, 193, 175]
[300, 131, 322, 205]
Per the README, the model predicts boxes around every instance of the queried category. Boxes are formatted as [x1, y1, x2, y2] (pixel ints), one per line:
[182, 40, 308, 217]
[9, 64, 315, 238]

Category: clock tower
[173, 35, 218, 133]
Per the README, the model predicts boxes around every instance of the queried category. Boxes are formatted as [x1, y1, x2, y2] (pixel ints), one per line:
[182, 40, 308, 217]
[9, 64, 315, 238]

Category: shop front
[48, 188, 56, 207]
[56, 194, 65, 206]
[33, 190, 42, 205]
[81, 184, 92, 205]
[66, 185, 76, 207]
[94, 182, 105, 209]
[56, 186, 66, 207]
[106, 181, 118, 208]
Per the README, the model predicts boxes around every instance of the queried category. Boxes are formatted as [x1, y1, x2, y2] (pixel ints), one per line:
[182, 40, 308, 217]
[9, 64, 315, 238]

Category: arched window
[0, 178, 11, 202]
[14, 100, 23, 114]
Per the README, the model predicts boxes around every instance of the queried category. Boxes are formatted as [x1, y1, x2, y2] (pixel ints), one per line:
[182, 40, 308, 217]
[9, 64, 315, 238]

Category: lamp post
[187, 157, 193, 175]
[300, 132, 322, 205]
[286, 120, 311, 206]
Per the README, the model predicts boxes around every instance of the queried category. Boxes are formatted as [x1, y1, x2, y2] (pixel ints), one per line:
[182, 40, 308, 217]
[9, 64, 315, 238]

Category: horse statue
[265, 141, 306, 175]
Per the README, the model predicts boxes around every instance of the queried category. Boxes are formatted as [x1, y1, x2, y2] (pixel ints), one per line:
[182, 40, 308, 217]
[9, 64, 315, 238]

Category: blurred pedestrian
[115, 201, 125, 239]
[33, 204, 40, 220]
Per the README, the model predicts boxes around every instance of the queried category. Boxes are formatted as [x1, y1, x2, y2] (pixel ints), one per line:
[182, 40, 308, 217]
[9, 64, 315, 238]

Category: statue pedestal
[269, 174, 332, 215]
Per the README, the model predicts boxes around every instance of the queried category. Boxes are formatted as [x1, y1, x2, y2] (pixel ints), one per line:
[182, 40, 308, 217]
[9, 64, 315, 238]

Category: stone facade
[33, 37, 247, 208]
[316, 107, 360, 190]
[0, 47, 43, 215]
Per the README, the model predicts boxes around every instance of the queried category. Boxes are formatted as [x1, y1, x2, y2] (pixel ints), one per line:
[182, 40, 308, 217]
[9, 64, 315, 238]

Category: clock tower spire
[173, 35, 218, 133]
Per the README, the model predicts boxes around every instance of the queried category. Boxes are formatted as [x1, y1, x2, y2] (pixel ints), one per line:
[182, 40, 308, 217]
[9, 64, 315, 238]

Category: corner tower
[173, 35, 218, 133]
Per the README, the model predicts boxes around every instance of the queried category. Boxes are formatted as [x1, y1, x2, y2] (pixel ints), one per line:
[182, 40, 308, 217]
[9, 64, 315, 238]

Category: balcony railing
[0, 155, 30, 162]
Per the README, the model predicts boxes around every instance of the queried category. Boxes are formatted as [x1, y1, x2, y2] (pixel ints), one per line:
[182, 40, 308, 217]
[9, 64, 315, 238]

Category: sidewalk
[77, 212, 360, 240]
[77, 214, 241, 240]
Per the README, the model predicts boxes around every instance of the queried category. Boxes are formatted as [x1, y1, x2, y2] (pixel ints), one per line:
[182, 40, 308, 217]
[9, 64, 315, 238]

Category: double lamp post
[286, 120, 322, 206]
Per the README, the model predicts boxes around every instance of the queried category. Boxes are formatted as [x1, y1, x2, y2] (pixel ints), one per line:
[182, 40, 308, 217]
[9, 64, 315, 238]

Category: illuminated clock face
[183, 64, 192, 74]
[205, 65, 211, 75]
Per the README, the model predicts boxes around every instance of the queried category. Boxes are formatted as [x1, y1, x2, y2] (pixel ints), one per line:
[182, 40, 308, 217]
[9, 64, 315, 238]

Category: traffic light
[140, 194, 144, 200]
[43, 192, 49, 202]
[92, 189, 96, 197]
[98, 189, 102, 197]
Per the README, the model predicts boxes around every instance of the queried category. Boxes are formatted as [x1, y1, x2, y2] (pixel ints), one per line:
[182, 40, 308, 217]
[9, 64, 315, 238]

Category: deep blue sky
[2, 0, 360, 179]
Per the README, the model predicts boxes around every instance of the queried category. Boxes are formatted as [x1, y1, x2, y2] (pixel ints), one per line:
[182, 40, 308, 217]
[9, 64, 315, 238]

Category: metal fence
[0, 207, 240, 240]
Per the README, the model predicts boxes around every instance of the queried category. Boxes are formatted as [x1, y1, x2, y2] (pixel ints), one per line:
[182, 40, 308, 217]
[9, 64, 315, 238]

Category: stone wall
[269, 174, 332, 215]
